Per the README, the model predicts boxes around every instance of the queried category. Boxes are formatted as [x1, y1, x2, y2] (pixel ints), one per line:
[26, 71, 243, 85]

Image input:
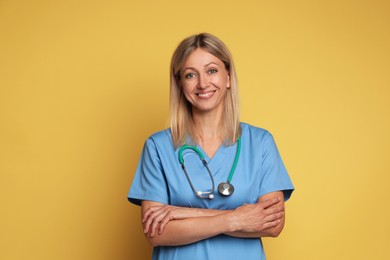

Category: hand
[231, 197, 285, 233]
[142, 204, 192, 237]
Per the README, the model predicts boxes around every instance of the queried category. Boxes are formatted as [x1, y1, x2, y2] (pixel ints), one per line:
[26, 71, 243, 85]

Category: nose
[198, 74, 209, 89]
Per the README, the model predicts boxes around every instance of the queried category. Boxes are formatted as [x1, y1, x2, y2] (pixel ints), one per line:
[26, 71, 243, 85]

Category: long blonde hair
[169, 33, 241, 148]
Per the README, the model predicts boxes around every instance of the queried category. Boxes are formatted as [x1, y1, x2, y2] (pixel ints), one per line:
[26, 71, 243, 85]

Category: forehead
[182, 48, 224, 68]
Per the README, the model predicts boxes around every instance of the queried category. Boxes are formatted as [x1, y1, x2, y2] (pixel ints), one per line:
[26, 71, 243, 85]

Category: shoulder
[240, 122, 273, 140]
[148, 128, 172, 142]
[240, 122, 278, 153]
[145, 128, 174, 150]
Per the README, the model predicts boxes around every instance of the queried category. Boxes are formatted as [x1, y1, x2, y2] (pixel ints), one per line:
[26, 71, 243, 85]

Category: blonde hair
[169, 33, 241, 148]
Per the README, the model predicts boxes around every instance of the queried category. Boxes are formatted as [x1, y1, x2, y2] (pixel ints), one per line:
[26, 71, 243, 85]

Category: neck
[192, 109, 223, 144]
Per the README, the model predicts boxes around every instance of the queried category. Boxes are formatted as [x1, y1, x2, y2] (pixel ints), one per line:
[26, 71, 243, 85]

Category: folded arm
[225, 191, 286, 238]
[141, 191, 285, 246]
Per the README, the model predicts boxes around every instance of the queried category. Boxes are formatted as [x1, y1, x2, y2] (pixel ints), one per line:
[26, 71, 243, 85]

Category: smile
[196, 91, 216, 98]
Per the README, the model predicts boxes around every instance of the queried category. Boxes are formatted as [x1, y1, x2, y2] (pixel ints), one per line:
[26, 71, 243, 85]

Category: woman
[128, 33, 294, 260]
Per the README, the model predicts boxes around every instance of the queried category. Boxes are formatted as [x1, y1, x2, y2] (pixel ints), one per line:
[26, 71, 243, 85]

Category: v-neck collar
[195, 143, 234, 172]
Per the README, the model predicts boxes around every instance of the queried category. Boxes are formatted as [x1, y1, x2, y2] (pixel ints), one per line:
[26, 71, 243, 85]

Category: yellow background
[1, 0, 389, 259]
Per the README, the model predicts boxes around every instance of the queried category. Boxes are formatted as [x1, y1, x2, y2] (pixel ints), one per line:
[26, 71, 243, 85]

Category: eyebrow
[205, 62, 219, 67]
[182, 62, 219, 72]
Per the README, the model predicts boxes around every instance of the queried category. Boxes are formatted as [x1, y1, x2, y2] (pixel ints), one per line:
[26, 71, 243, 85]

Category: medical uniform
[128, 122, 294, 260]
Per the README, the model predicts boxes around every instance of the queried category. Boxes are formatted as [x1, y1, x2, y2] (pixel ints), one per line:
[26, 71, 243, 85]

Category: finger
[149, 214, 160, 237]
[263, 208, 284, 221]
[143, 208, 157, 233]
[266, 204, 285, 214]
[147, 208, 171, 236]
[259, 197, 281, 209]
[263, 218, 281, 229]
[143, 205, 162, 223]
[150, 219, 157, 237]
[158, 213, 172, 235]
[264, 211, 284, 223]
[143, 208, 153, 223]
[143, 206, 166, 232]
[144, 210, 159, 233]
[149, 211, 168, 237]
[143, 220, 150, 234]
[143, 206, 156, 223]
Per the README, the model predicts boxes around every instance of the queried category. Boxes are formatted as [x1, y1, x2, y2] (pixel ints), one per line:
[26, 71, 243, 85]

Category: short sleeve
[127, 138, 169, 206]
[258, 132, 294, 201]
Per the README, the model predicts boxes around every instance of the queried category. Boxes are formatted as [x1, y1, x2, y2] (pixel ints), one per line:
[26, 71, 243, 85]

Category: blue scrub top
[128, 123, 294, 260]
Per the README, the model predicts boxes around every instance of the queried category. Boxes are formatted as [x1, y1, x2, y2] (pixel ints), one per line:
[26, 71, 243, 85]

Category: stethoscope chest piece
[218, 182, 234, 196]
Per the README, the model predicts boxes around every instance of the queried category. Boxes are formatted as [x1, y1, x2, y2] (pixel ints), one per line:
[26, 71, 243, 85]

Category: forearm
[144, 208, 283, 246]
[182, 207, 285, 238]
[223, 191, 286, 238]
[197, 209, 284, 238]
[146, 213, 233, 246]
[142, 193, 285, 246]
[182, 207, 229, 217]
[225, 219, 285, 238]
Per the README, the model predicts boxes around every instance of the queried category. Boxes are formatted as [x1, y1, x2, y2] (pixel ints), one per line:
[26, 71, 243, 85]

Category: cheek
[181, 81, 195, 94]
[214, 72, 229, 87]
[216, 77, 229, 88]
[181, 84, 195, 101]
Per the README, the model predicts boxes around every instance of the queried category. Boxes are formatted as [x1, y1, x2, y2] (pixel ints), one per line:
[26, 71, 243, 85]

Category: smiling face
[180, 48, 230, 116]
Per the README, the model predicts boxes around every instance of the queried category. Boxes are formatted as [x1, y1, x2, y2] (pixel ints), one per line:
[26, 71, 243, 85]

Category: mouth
[196, 90, 216, 98]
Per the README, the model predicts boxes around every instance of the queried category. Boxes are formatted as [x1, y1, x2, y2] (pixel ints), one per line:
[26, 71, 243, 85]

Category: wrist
[224, 210, 241, 233]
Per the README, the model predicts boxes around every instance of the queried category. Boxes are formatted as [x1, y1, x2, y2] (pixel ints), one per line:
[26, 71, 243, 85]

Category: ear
[227, 75, 230, 89]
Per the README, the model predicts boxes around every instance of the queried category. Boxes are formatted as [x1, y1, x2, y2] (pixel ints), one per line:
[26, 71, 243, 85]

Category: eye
[208, 68, 218, 74]
[185, 73, 196, 79]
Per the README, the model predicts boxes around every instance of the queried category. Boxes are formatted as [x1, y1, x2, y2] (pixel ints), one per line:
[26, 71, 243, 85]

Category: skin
[140, 48, 286, 247]
[141, 192, 285, 246]
[180, 48, 230, 116]
[180, 48, 230, 157]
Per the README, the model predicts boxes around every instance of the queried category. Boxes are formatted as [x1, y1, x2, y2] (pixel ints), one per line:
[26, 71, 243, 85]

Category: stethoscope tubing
[180, 158, 215, 199]
[178, 137, 241, 199]
[227, 137, 241, 183]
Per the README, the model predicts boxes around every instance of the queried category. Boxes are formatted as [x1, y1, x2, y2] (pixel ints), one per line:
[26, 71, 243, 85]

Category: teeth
[198, 92, 214, 97]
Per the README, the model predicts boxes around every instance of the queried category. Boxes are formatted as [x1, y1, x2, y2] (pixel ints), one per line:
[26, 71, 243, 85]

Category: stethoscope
[178, 137, 241, 199]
